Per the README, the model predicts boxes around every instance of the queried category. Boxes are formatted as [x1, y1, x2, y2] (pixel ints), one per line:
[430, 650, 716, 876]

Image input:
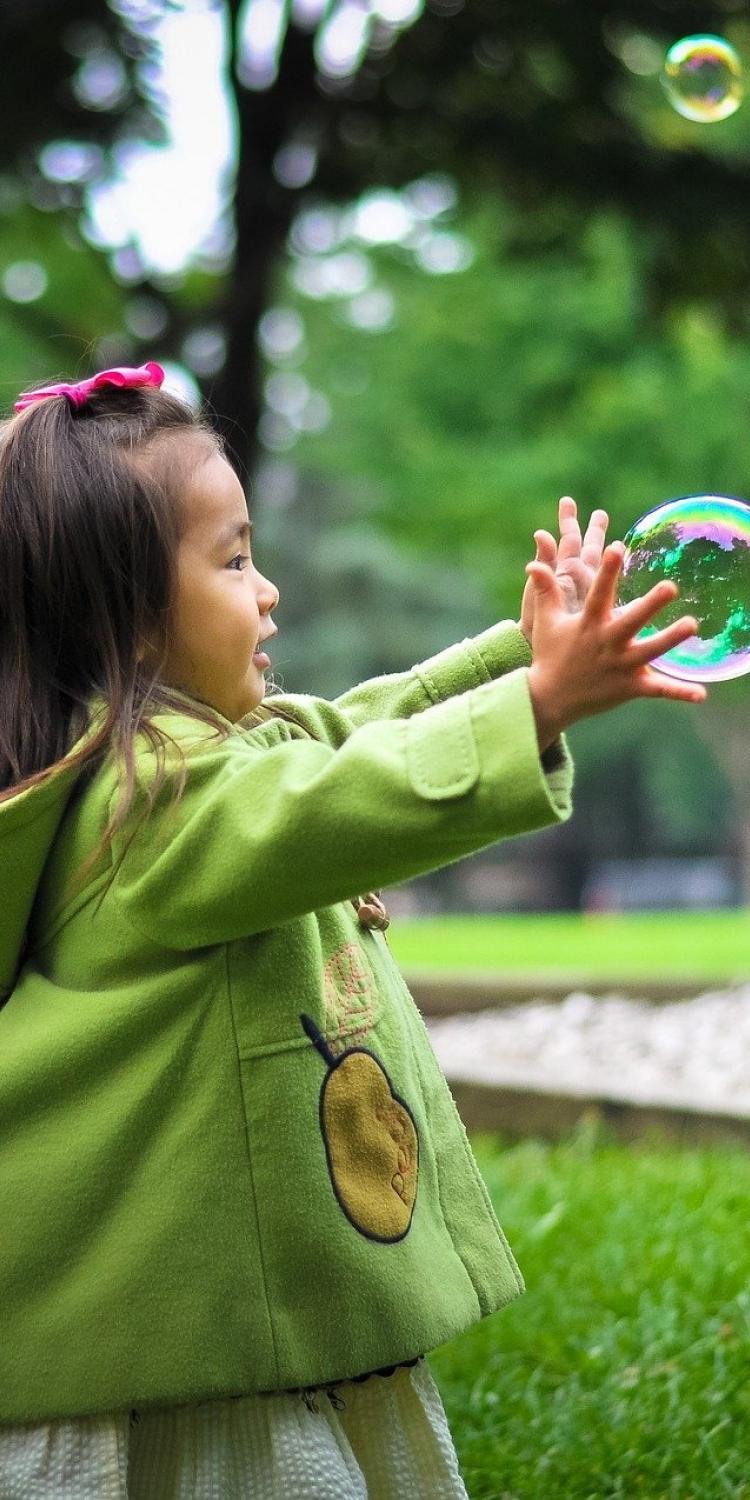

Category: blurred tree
[266, 195, 747, 892]
[0, 0, 143, 158]
[196, 0, 750, 472]
[254, 464, 492, 696]
[4, 0, 750, 472]
[2, 0, 750, 899]
[277, 195, 750, 661]
[0, 0, 147, 386]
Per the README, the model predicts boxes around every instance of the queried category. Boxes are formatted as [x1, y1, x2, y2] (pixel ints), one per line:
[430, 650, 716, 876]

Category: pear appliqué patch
[300, 1012, 419, 1243]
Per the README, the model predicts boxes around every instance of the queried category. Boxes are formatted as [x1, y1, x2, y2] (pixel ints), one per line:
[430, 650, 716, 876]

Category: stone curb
[445, 1077, 750, 1148]
[404, 969, 748, 1014]
[404, 971, 750, 1145]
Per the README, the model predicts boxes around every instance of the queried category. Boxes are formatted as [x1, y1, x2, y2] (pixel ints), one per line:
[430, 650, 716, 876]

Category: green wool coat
[0, 620, 573, 1424]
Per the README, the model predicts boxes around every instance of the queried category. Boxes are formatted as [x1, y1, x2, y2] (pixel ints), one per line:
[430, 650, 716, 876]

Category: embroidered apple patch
[299, 1012, 419, 1243]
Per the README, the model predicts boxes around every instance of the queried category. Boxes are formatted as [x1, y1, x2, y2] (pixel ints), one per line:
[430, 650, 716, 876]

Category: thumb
[525, 560, 564, 610]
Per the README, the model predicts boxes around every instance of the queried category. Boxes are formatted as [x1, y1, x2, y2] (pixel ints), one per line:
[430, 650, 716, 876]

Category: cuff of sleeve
[468, 668, 574, 829]
[414, 621, 533, 706]
[540, 738, 567, 773]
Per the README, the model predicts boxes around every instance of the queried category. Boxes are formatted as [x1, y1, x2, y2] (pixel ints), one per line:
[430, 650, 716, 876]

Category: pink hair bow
[14, 360, 165, 412]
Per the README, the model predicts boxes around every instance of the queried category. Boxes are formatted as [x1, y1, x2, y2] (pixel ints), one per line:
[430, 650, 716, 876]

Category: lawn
[430, 1127, 750, 1498]
[387, 911, 750, 982]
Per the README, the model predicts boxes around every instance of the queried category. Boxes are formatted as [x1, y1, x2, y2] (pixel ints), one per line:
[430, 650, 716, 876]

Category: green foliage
[262, 188, 750, 854]
[0, 200, 128, 405]
[432, 1132, 750, 1497]
[565, 696, 735, 855]
[2, 0, 749, 870]
[253, 467, 492, 699]
[278, 198, 750, 662]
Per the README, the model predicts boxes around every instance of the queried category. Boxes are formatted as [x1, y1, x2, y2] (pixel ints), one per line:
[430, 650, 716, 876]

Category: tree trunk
[209, 6, 319, 483]
[692, 703, 750, 902]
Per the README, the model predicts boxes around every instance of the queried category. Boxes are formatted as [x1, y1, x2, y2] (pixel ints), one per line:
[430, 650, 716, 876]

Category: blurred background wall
[3, 0, 750, 912]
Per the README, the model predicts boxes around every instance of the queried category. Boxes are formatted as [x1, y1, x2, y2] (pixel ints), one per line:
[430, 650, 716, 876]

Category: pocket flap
[406, 695, 480, 801]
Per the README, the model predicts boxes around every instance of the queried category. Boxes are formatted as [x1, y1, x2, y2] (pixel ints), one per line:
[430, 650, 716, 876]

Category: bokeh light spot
[2, 262, 48, 303]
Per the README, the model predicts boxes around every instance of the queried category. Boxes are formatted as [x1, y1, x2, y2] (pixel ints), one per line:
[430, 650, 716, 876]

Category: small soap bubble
[661, 35, 743, 123]
[618, 495, 750, 683]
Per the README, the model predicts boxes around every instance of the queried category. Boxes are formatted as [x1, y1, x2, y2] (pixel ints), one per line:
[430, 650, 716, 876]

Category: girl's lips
[253, 650, 271, 669]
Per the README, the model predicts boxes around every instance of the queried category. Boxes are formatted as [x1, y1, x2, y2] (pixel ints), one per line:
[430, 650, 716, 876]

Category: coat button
[352, 891, 390, 931]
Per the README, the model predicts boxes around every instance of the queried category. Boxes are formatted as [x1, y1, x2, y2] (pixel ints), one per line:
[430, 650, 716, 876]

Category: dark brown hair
[0, 380, 292, 917]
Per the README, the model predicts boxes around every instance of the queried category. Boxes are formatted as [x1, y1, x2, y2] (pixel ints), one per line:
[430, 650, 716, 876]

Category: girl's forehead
[181, 446, 245, 535]
[130, 425, 217, 488]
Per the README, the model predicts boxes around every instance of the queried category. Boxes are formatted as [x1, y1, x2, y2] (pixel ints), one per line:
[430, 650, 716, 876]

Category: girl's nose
[258, 573, 279, 611]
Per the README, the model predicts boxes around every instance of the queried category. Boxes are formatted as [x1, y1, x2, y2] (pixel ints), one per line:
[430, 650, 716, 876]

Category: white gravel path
[424, 988, 750, 1117]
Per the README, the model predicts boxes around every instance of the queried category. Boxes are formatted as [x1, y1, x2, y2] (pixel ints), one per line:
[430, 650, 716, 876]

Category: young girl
[0, 362, 704, 1499]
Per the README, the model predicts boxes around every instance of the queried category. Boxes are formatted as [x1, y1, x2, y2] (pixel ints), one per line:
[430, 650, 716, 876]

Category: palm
[520, 499, 609, 642]
[548, 555, 595, 613]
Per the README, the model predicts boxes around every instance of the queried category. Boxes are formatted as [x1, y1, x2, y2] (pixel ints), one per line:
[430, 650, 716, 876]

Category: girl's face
[148, 443, 280, 722]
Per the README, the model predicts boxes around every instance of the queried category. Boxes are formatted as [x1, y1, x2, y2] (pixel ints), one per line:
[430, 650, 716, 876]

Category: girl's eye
[228, 554, 250, 571]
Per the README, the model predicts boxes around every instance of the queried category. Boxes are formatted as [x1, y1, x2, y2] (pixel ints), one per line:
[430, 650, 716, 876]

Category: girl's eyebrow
[216, 518, 253, 548]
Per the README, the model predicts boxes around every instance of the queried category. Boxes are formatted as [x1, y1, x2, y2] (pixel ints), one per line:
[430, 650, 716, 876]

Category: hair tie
[13, 361, 165, 413]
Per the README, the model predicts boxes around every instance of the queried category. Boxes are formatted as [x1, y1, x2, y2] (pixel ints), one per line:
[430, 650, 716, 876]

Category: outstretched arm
[249, 618, 536, 750]
[110, 665, 573, 949]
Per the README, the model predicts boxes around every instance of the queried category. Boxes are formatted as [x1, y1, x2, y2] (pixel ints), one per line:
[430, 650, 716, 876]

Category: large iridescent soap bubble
[618, 495, 750, 683]
[661, 35, 744, 122]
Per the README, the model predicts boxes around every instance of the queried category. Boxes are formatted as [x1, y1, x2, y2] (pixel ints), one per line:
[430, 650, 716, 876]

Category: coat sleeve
[107, 665, 574, 949]
[248, 620, 538, 748]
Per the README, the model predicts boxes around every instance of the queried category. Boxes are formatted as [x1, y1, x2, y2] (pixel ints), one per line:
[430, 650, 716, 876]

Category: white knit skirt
[0, 1357, 470, 1499]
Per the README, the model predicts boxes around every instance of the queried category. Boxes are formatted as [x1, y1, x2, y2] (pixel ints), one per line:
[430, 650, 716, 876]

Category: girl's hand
[526, 542, 707, 753]
[519, 497, 610, 645]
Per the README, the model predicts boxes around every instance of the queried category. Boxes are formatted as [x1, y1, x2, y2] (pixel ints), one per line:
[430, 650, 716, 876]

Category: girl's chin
[243, 670, 266, 706]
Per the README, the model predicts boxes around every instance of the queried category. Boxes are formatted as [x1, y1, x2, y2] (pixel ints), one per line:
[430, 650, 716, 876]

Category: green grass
[387, 911, 750, 981]
[430, 1126, 750, 1499]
